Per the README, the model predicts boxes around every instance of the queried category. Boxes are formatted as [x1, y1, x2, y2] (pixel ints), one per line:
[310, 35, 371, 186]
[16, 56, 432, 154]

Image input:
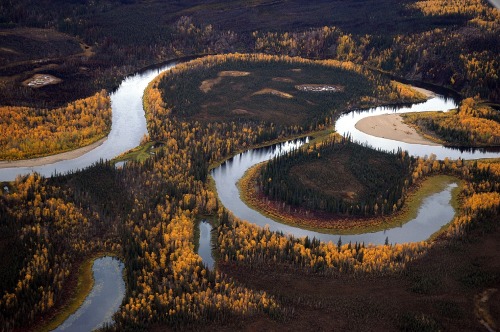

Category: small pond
[198, 220, 215, 270]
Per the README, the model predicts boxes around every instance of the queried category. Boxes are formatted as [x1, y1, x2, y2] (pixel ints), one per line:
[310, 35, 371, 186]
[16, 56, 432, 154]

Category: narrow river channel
[198, 220, 215, 270]
[2, 59, 499, 271]
[53, 257, 125, 332]
[335, 95, 500, 159]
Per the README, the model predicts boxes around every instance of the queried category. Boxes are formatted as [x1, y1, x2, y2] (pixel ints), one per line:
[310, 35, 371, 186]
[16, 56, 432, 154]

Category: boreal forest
[0, 1, 499, 331]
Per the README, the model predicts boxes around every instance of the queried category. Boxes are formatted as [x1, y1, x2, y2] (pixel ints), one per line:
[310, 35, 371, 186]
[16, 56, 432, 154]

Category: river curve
[2, 60, 499, 245]
[53, 256, 125, 332]
[0, 62, 176, 182]
[2, 63, 500, 183]
[211, 139, 459, 245]
[335, 96, 500, 159]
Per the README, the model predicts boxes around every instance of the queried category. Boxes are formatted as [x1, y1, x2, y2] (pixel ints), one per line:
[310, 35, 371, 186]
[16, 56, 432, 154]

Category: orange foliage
[0, 90, 111, 160]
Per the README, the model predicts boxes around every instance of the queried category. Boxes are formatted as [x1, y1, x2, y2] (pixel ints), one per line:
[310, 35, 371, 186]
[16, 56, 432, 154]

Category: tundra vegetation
[0, 0, 499, 331]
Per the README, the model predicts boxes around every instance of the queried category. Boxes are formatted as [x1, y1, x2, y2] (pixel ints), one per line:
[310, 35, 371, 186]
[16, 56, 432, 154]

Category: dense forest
[2, 107, 498, 329]
[0, 0, 498, 109]
[258, 137, 414, 216]
[0, 0, 499, 331]
[0, 90, 111, 160]
[148, 53, 424, 146]
[220, 156, 500, 273]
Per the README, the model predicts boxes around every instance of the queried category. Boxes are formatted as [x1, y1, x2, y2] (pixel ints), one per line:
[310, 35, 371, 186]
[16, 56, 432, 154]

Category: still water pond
[53, 257, 125, 332]
[198, 220, 215, 270]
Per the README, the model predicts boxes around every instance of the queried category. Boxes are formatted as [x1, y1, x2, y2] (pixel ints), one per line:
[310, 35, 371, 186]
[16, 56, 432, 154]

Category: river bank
[0, 138, 107, 169]
[239, 158, 460, 235]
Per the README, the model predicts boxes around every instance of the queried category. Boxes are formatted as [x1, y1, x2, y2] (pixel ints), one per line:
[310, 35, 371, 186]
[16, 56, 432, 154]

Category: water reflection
[53, 257, 125, 332]
[0, 62, 177, 181]
[336, 95, 500, 159]
[212, 139, 459, 245]
[198, 220, 215, 270]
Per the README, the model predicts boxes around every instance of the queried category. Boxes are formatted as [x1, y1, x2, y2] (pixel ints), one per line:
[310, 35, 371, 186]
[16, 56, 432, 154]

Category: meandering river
[0, 62, 176, 182]
[1, 60, 498, 257]
[2, 59, 498, 326]
[211, 139, 459, 245]
[335, 96, 500, 159]
[1, 62, 499, 184]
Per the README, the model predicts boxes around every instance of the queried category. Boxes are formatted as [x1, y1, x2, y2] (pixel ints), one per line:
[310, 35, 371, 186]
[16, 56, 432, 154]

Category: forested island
[1, 1, 499, 331]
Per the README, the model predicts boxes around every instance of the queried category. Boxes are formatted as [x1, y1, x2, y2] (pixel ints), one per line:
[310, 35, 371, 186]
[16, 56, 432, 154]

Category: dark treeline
[0, 166, 122, 330]
[259, 137, 414, 216]
[1, 70, 500, 331]
[1, 0, 499, 110]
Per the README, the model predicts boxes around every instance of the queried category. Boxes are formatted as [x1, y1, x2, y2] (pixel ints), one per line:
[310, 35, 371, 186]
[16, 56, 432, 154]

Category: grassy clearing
[113, 141, 158, 164]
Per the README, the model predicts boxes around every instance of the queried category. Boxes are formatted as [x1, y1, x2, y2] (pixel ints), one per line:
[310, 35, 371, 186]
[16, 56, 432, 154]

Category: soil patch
[218, 70, 250, 77]
[22, 73, 62, 88]
[200, 70, 251, 93]
[231, 108, 253, 115]
[272, 77, 294, 83]
[200, 77, 222, 93]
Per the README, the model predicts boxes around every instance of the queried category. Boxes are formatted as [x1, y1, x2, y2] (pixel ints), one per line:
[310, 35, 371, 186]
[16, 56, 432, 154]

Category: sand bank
[0, 138, 107, 169]
[355, 114, 439, 146]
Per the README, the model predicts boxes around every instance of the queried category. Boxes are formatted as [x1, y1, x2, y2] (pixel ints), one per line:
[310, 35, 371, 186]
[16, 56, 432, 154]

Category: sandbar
[355, 114, 439, 146]
[0, 137, 107, 169]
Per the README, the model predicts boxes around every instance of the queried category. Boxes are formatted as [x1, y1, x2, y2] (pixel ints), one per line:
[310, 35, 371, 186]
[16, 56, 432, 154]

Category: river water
[53, 257, 125, 332]
[198, 220, 215, 270]
[211, 139, 459, 245]
[335, 95, 500, 159]
[2, 64, 499, 184]
[2, 60, 498, 256]
[0, 62, 176, 182]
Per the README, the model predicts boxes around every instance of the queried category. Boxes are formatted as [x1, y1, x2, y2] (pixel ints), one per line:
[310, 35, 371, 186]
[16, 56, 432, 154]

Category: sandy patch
[22, 74, 62, 88]
[200, 77, 222, 93]
[355, 114, 439, 146]
[272, 77, 294, 83]
[252, 88, 293, 99]
[0, 137, 107, 168]
[200, 70, 251, 93]
[0, 47, 19, 55]
[295, 84, 344, 92]
[410, 86, 436, 98]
